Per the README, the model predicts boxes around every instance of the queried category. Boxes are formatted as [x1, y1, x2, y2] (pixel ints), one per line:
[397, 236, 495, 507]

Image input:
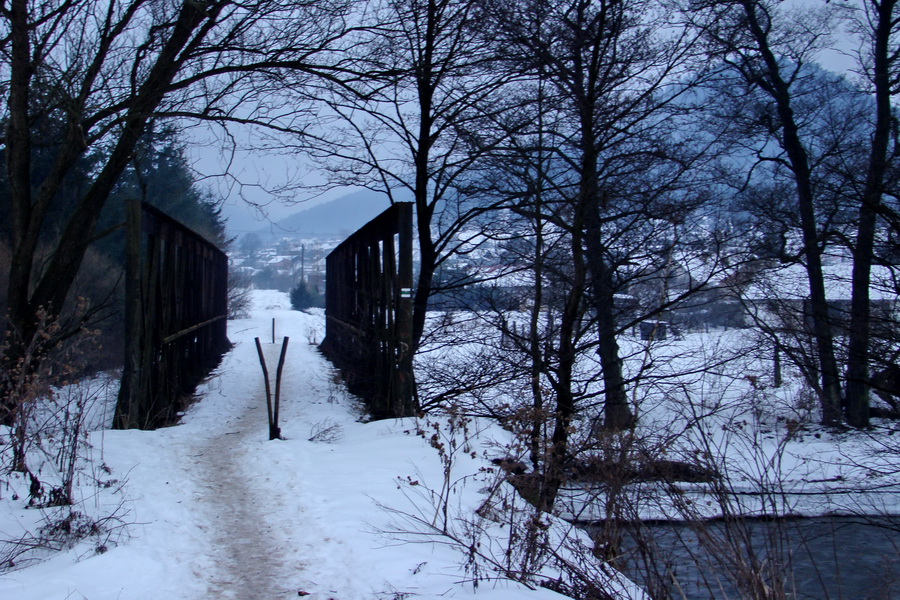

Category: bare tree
[413, 0, 746, 511]
[306, 0, 517, 359]
[484, 0, 717, 431]
[843, 0, 900, 427]
[689, 0, 847, 425]
[0, 0, 355, 424]
[692, 0, 900, 428]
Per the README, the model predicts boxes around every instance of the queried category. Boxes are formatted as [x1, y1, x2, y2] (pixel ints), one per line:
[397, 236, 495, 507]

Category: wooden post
[255, 337, 276, 440]
[396, 203, 415, 417]
[273, 337, 289, 440]
[114, 196, 143, 429]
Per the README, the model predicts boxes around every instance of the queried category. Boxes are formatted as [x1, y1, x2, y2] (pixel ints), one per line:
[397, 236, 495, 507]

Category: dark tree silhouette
[0, 0, 355, 425]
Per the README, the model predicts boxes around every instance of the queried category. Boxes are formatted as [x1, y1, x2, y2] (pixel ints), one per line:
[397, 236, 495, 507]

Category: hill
[258, 190, 393, 239]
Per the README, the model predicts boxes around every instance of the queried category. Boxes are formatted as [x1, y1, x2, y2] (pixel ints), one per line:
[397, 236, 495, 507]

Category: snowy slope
[1, 291, 622, 600]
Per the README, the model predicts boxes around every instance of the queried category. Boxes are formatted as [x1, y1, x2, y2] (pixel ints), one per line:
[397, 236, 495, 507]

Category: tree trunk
[588, 250, 634, 430]
[1, 0, 36, 426]
[580, 143, 634, 431]
[1, 1, 218, 425]
[741, 0, 842, 425]
[845, 0, 896, 429]
[540, 219, 588, 511]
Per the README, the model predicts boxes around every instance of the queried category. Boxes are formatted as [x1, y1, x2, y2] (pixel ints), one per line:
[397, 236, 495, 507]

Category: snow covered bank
[1, 291, 638, 600]
[7, 289, 897, 599]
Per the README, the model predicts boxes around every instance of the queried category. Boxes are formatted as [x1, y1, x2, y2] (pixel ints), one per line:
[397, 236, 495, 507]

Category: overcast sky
[189, 4, 859, 240]
[187, 124, 359, 237]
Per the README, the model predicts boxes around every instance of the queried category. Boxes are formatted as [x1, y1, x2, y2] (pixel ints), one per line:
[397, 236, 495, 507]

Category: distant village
[230, 233, 339, 296]
[228, 226, 899, 348]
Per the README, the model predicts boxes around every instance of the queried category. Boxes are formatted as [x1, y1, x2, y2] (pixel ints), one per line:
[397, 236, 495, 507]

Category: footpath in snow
[1, 291, 584, 600]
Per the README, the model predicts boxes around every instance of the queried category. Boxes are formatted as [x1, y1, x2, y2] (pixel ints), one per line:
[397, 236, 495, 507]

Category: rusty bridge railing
[320, 203, 415, 418]
[115, 201, 230, 429]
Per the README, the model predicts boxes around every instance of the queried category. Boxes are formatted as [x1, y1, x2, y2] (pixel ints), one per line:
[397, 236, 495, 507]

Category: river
[588, 516, 900, 599]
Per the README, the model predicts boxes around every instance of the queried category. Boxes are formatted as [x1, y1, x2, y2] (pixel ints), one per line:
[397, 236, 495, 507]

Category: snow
[416, 315, 900, 526]
[604, 328, 900, 521]
[5, 290, 900, 599]
[743, 262, 899, 302]
[0, 291, 593, 600]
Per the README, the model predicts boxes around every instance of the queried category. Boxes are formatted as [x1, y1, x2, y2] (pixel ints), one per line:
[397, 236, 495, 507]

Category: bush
[227, 266, 253, 319]
[290, 280, 323, 311]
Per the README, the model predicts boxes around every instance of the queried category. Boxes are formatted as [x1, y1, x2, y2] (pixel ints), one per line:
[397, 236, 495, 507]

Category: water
[587, 516, 900, 599]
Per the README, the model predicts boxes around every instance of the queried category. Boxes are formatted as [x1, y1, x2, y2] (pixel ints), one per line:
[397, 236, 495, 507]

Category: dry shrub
[228, 266, 253, 319]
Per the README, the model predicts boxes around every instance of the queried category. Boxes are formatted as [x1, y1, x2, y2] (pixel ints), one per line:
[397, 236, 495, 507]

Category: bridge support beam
[321, 202, 416, 419]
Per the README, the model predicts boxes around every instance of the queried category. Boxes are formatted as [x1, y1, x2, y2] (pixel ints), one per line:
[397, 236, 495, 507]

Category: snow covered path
[0, 291, 574, 600]
[191, 387, 288, 599]
[160, 293, 405, 600]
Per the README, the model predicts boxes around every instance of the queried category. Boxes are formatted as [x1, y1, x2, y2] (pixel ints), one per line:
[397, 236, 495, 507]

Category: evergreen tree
[110, 126, 227, 248]
[290, 280, 323, 311]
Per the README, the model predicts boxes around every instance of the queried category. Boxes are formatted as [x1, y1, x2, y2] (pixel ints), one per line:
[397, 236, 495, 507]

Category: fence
[320, 203, 415, 418]
[114, 201, 230, 429]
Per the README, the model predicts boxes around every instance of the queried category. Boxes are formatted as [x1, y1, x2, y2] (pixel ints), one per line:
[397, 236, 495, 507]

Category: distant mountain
[257, 190, 395, 239]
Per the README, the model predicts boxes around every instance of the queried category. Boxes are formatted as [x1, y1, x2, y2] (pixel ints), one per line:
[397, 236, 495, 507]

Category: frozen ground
[4, 290, 900, 600]
[0, 290, 600, 600]
[415, 312, 900, 524]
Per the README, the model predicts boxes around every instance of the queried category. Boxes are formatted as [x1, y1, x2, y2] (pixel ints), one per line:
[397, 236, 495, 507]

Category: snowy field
[3, 290, 900, 600]
[415, 311, 900, 523]
[0, 290, 633, 600]
[558, 329, 900, 522]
